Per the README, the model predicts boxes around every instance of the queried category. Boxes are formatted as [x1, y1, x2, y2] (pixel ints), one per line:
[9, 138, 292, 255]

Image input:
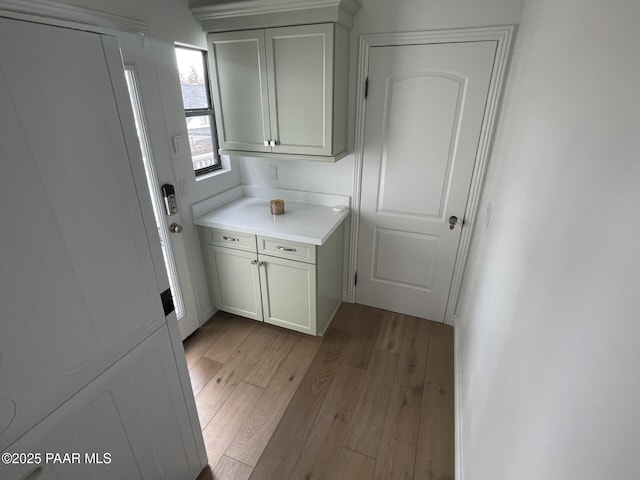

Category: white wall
[455, 0, 640, 478]
[355, 0, 524, 34]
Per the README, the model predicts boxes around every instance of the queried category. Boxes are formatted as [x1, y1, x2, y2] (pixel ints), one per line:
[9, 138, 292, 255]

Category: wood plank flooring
[186, 303, 453, 480]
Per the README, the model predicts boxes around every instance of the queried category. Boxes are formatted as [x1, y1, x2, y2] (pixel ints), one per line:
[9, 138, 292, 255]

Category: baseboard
[199, 306, 217, 326]
[455, 327, 464, 480]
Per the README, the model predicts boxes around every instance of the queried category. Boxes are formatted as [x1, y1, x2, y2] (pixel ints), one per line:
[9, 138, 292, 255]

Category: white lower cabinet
[203, 223, 344, 336]
[0, 326, 201, 480]
[258, 253, 317, 335]
[207, 245, 263, 321]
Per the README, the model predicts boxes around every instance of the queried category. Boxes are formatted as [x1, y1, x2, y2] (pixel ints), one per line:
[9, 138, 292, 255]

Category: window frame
[175, 44, 221, 176]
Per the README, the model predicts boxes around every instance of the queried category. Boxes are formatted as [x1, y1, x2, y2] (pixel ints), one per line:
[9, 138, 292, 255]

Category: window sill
[195, 165, 230, 182]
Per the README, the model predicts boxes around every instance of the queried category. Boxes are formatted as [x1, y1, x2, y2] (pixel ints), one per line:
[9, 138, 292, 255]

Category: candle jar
[270, 199, 285, 215]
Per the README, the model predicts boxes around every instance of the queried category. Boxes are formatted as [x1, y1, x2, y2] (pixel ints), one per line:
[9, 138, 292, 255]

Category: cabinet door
[208, 30, 272, 152]
[208, 245, 263, 321]
[258, 254, 317, 335]
[265, 24, 334, 156]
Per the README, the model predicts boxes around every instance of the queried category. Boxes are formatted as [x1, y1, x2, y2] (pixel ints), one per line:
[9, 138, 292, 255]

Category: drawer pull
[276, 246, 297, 252]
[223, 236, 240, 242]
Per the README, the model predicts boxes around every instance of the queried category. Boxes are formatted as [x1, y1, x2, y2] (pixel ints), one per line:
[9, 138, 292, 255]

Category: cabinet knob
[269, 140, 278, 147]
[251, 259, 258, 265]
[258, 261, 265, 267]
[264, 140, 270, 147]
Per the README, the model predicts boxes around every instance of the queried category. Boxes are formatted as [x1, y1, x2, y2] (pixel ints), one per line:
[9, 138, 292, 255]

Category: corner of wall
[454, 323, 465, 480]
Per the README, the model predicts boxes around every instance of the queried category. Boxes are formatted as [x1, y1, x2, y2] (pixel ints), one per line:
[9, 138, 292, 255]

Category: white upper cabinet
[265, 23, 335, 156]
[205, 17, 353, 161]
[208, 29, 272, 153]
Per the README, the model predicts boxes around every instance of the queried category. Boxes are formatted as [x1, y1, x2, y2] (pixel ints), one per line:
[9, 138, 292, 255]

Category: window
[175, 45, 221, 176]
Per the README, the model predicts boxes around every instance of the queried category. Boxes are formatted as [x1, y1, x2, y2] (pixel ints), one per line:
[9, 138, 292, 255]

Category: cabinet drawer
[204, 228, 256, 252]
[257, 236, 316, 264]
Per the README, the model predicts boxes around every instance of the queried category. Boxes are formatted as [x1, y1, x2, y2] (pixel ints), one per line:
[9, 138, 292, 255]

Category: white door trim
[348, 25, 515, 325]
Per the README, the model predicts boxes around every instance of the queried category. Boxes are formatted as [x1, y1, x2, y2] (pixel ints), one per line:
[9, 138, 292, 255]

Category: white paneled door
[0, 16, 202, 477]
[356, 41, 497, 321]
[0, 18, 161, 448]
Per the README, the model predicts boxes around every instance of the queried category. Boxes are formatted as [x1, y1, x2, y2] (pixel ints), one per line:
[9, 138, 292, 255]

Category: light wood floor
[185, 303, 454, 480]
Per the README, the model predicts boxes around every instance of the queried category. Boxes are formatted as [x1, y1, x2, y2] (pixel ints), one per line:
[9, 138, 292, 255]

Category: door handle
[449, 216, 462, 230]
[169, 222, 183, 233]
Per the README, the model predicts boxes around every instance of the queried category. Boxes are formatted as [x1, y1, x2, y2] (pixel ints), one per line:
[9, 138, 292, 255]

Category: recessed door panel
[372, 228, 440, 291]
[70, 393, 141, 479]
[378, 74, 464, 219]
[0, 327, 200, 480]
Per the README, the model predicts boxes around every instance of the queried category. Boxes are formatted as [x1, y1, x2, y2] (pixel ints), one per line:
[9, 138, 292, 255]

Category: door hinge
[364, 77, 369, 99]
[354, 272, 358, 286]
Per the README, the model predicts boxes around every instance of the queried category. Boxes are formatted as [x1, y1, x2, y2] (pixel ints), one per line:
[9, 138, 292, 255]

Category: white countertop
[194, 197, 349, 245]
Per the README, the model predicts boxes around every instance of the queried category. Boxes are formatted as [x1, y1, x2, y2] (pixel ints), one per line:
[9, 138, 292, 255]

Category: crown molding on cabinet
[192, 0, 361, 19]
[192, 0, 361, 31]
[0, 0, 148, 35]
